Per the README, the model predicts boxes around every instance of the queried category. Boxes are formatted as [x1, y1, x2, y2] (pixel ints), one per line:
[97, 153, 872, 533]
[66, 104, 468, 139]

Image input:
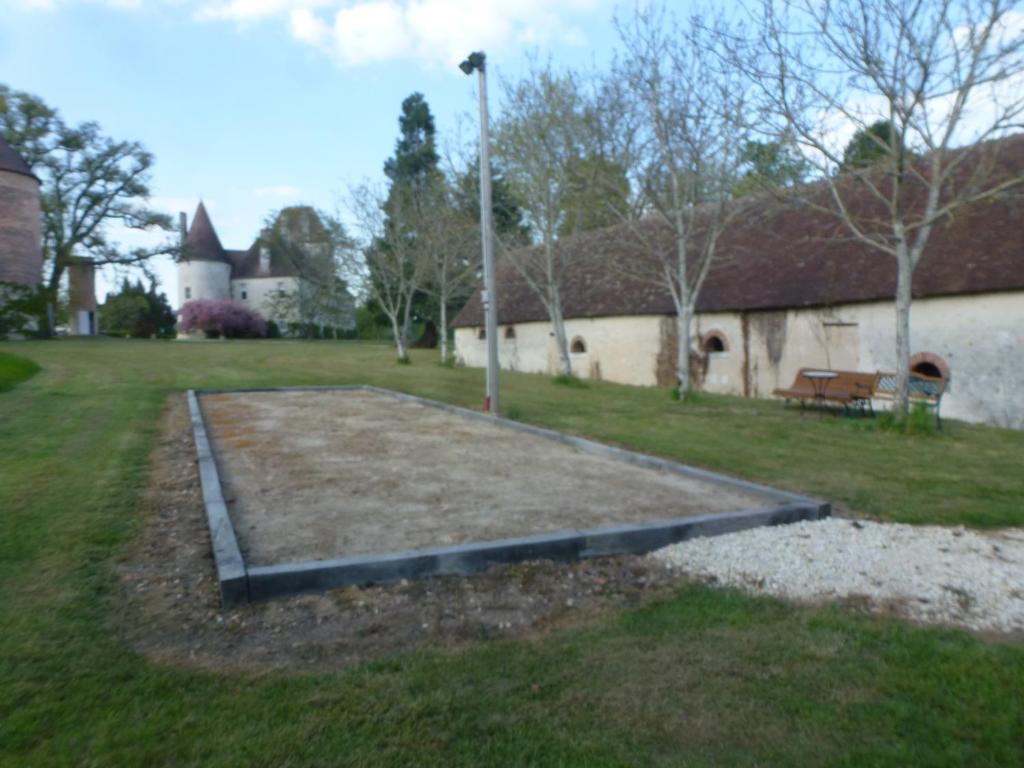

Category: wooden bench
[774, 368, 948, 427]
[773, 368, 878, 413]
[873, 371, 947, 429]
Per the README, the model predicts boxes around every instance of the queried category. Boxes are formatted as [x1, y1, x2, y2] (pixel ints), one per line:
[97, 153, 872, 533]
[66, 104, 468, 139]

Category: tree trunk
[389, 315, 407, 359]
[549, 293, 572, 377]
[673, 205, 693, 397]
[676, 305, 693, 396]
[893, 251, 913, 419]
[439, 301, 448, 362]
[398, 294, 416, 360]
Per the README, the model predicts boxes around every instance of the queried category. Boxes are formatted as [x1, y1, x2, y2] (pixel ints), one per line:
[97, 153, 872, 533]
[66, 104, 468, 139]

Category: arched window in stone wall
[910, 352, 950, 382]
[701, 330, 729, 354]
[504, 326, 516, 339]
[570, 336, 587, 354]
[477, 328, 486, 340]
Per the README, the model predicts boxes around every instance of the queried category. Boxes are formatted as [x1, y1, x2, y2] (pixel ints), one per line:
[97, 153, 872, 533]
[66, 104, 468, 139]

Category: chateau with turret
[177, 202, 354, 333]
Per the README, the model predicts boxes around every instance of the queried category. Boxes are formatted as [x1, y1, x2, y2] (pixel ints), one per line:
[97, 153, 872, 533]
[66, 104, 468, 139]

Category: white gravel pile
[652, 518, 1024, 633]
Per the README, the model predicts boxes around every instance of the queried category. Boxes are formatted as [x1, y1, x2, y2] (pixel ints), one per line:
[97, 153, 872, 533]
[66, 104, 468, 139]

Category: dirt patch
[114, 394, 679, 673]
[199, 389, 772, 565]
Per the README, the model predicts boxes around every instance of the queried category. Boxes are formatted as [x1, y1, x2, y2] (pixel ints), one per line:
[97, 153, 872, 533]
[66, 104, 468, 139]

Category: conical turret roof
[0, 134, 38, 182]
[182, 202, 230, 263]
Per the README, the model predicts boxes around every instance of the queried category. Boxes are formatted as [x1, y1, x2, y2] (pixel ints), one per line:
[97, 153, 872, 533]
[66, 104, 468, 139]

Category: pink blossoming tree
[178, 299, 266, 339]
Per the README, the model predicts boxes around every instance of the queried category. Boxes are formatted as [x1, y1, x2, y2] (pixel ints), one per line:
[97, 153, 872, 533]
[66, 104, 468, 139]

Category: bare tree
[419, 185, 480, 362]
[738, 0, 1024, 417]
[609, 4, 752, 395]
[346, 182, 428, 360]
[493, 61, 603, 377]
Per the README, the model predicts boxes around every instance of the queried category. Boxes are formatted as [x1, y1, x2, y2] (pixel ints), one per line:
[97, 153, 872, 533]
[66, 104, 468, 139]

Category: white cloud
[196, 0, 601, 67]
[288, 6, 329, 45]
[196, 0, 328, 23]
[331, 1, 408, 65]
[16, 0, 602, 67]
[320, 0, 599, 67]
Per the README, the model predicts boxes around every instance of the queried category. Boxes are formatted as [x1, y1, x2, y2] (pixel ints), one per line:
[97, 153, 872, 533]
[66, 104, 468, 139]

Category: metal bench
[873, 371, 947, 429]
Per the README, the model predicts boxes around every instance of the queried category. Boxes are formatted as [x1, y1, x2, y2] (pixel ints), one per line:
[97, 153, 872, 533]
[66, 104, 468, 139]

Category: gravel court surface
[200, 389, 774, 565]
[652, 518, 1024, 633]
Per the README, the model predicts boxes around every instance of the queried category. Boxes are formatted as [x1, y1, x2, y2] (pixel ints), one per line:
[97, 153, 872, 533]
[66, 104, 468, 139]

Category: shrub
[99, 279, 176, 338]
[553, 373, 587, 388]
[178, 299, 266, 339]
[337, 326, 359, 340]
[0, 282, 49, 339]
[875, 401, 938, 436]
[670, 385, 704, 403]
[266, 320, 281, 338]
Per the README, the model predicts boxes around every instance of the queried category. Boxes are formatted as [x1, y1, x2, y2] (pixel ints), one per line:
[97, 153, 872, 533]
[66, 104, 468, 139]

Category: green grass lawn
[1, 338, 1022, 767]
[0, 350, 39, 392]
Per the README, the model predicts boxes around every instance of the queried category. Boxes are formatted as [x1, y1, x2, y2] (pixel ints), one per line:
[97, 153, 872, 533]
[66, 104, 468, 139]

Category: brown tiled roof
[227, 244, 302, 279]
[272, 205, 328, 241]
[182, 202, 230, 264]
[453, 136, 1024, 327]
[0, 135, 37, 181]
[224, 207, 331, 279]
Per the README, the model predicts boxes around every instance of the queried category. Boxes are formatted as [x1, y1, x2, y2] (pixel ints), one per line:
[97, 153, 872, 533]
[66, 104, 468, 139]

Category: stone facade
[454, 290, 1024, 429]
[227, 276, 302, 322]
[177, 259, 232, 305]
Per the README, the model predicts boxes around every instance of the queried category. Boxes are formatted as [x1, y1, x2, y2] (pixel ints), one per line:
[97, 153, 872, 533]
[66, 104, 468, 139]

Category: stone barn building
[454, 141, 1024, 429]
[177, 202, 354, 332]
[0, 135, 42, 288]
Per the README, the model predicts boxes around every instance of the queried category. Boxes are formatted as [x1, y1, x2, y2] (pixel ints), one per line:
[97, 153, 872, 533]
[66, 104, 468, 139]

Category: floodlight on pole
[460, 50, 500, 415]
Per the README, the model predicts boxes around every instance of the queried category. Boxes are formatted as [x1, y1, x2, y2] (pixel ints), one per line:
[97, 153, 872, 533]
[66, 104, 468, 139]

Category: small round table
[802, 370, 838, 414]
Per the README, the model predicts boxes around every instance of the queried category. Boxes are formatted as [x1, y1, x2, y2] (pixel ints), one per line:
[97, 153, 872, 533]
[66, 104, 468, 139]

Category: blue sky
[1, 0, 629, 302]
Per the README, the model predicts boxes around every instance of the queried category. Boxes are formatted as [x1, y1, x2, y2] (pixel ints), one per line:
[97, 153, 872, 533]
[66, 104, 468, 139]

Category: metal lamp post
[459, 50, 499, 415]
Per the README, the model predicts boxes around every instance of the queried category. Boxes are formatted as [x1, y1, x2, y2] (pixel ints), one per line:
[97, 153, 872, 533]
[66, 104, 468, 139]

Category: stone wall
[453, 290, 1024, 428]
[455, 314, 666, 386]
[0, 171, 42, 287]
[230, 277, 300, 324]
[177, 260, 232, 306]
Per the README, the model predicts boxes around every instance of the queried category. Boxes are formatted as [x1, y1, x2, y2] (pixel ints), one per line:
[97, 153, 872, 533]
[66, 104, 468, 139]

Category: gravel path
[652, 518, 1024, 633]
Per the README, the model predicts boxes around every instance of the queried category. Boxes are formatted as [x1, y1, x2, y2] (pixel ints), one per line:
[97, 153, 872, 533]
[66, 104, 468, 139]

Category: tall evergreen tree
[383, 93, 441, 192]
[356, 93, 444, 359]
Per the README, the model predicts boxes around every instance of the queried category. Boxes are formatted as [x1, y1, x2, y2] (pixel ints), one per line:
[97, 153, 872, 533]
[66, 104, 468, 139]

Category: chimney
[179, 212, 187, 248]
[259, 245, 271, 275]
